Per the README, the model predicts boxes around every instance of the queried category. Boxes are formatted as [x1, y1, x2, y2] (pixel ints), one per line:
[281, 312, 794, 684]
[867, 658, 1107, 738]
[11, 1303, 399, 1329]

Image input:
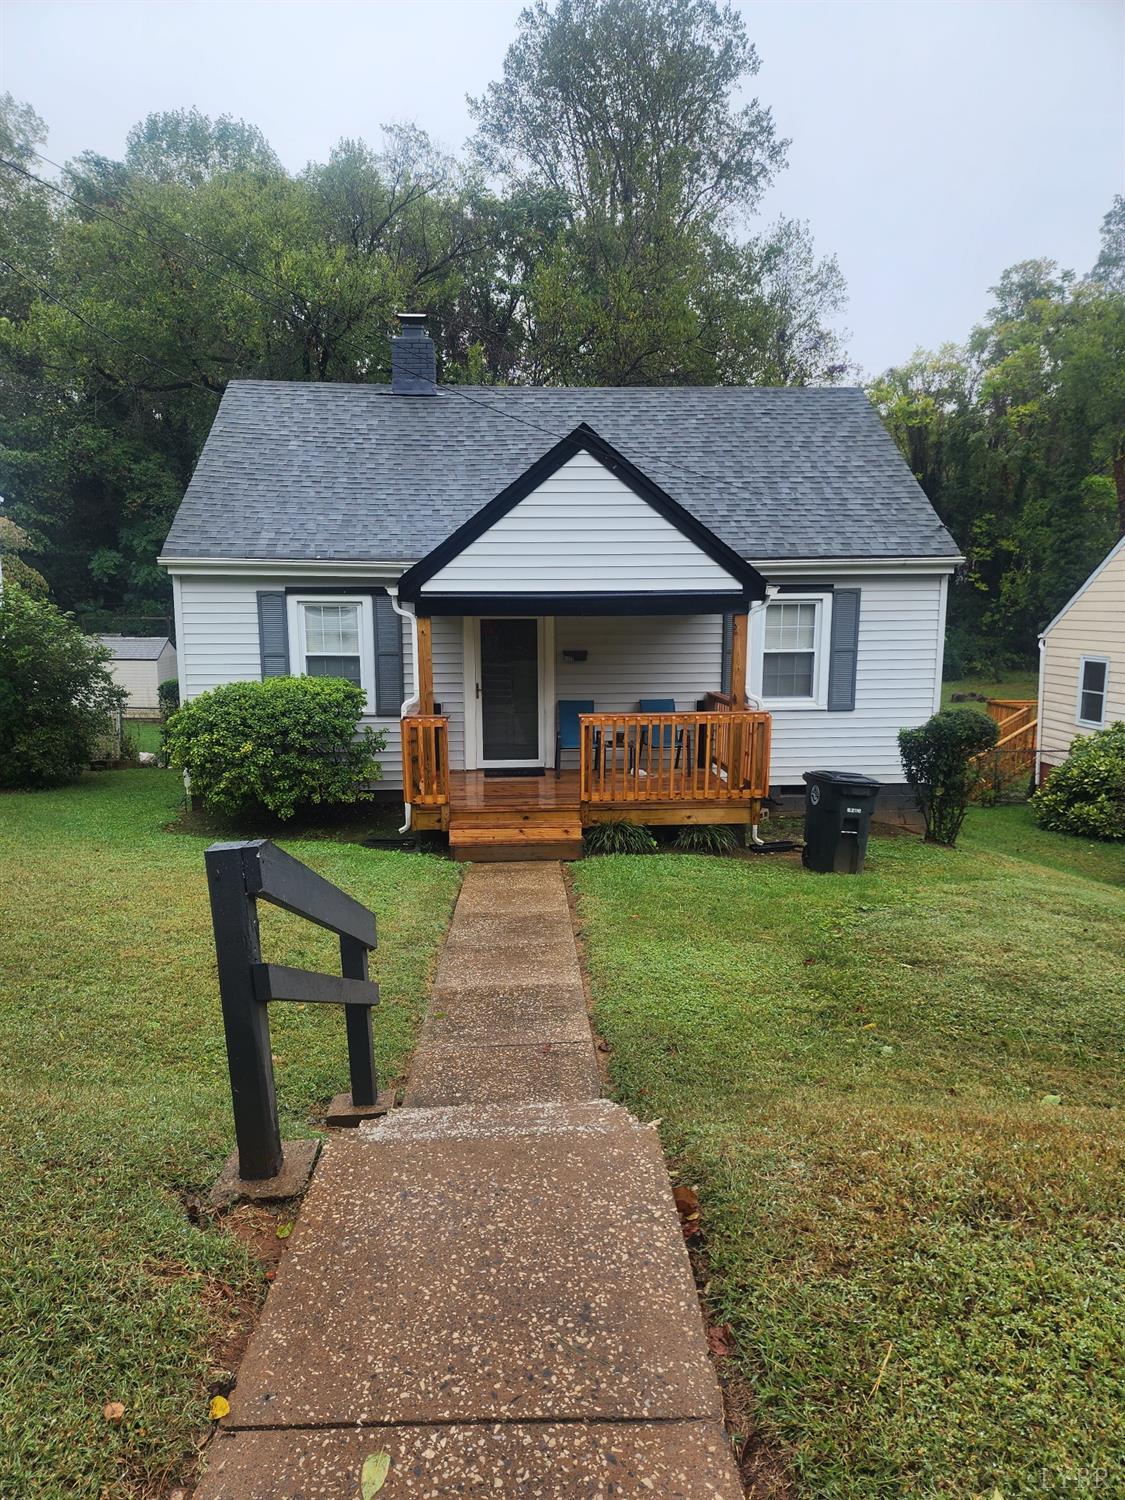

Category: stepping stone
[224, 1103, 723, 1430]
[198, 1418, 742, 1497]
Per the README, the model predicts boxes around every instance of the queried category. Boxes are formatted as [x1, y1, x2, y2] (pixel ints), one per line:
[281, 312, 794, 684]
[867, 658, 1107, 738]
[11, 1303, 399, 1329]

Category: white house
[97, 634, 177, 717]
[1036, 534, 1125, 781]
[159, 314, 960, 857]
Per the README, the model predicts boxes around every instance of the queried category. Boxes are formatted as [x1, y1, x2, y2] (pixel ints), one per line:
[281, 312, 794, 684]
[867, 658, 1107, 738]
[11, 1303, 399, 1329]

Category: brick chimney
[391, 312, 436, 395]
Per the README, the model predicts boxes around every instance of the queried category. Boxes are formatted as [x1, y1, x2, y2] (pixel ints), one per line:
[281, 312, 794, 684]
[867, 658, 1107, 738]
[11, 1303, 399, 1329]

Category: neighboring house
[97, 635, 177, 717]
[1036, 534, 1125, 781]
[160, 314, 960, 857]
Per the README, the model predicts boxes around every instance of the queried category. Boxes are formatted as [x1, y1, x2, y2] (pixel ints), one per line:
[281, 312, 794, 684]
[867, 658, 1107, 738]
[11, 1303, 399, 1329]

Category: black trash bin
[802, 770, 881, 874]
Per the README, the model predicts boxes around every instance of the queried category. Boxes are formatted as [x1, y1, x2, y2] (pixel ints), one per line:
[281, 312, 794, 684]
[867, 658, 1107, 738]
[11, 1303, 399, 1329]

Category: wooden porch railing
[402, 714, 450, 806]
[579, 711, 771, 804]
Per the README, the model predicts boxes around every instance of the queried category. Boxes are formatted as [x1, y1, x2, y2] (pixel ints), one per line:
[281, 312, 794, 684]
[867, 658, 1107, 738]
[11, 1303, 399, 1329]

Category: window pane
[763, 651, 814, 698]
[764, 601, 816, 652]
[304, 603, 360, 656]
[306, 654, 362, 686]
[1079, 661, 1106, 723]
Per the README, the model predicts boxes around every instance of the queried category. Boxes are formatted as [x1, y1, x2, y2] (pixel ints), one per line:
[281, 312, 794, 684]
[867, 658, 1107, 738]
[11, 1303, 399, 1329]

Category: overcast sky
[1, 0, 1122, 374]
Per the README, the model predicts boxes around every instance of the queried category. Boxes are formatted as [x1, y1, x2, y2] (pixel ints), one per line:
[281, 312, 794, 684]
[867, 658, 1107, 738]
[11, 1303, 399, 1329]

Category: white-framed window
[1076, 656, 1109, 728]
[288, 594, 375, 710]
[751, 594, 832, 709]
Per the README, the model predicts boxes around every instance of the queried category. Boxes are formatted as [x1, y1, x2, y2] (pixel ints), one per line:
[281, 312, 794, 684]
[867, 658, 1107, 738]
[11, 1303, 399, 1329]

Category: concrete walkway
[198, 864, 742, 1498]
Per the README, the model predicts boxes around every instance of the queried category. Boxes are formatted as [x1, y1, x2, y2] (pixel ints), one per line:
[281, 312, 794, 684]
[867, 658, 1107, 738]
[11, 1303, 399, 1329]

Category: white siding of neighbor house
[107, 644, 176, 714]
[175, 574, 412, 786]
[1039, 539, 1125, 770]
[420, 450, 742, 594]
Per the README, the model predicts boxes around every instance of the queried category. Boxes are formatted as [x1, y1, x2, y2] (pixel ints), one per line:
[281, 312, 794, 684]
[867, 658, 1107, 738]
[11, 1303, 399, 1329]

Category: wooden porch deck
[412, 744, 769, 861]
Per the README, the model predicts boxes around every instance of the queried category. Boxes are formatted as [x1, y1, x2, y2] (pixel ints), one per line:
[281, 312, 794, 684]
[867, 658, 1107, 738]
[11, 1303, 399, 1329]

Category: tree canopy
[0, 2, 848, 622]
[869, 217, 1125, 672]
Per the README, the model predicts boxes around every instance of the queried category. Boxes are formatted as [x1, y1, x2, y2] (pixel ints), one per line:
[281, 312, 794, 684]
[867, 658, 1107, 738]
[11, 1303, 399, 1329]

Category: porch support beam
[415, 615, 434, 714]
[729, 612, 749, 708]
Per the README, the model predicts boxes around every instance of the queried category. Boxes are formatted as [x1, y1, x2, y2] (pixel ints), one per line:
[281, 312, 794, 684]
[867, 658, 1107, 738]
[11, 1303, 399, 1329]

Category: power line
[0, 252, 221, 403]
[1, 152, 389, 375]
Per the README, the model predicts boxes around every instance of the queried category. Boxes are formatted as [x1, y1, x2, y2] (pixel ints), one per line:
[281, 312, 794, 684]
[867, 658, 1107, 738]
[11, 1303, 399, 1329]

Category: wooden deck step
[449, 820, 584, 863]
[451, 805, 581, 830]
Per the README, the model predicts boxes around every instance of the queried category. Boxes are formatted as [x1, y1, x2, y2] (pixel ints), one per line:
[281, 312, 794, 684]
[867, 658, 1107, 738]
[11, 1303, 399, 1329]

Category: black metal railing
[204, 838, 379, 1181]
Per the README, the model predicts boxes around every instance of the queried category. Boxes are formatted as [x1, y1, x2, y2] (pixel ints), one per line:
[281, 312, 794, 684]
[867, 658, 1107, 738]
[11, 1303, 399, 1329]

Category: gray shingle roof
[97, 635, 172, 660]
[161, 382, 959, 564]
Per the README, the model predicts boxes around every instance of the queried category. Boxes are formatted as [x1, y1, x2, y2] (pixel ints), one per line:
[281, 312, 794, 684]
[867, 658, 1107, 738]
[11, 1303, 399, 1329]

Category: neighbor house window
[289, 595, 375, 707]
[1077, 656, 1108, 727]
[762, 600, 820, 699]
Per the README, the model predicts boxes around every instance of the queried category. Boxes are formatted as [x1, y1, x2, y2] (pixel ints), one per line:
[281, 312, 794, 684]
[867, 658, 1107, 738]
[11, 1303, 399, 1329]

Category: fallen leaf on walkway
[361, 1451, 391, 1496]
[208, 1395, 230, 1421]
[276, 1222, 293, 1239]
[706, 1323, 734, 1358]
[102, 1401, 125, 1424]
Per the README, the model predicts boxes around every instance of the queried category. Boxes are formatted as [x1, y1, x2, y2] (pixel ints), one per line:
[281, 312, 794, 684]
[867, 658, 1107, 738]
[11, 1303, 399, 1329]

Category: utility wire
[0, 252, 222, 402]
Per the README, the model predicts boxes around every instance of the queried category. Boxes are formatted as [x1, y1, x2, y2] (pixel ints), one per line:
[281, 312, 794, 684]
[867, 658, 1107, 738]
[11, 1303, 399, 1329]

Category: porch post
[416, 615, 434, 714]
[729, 612, 749, 708]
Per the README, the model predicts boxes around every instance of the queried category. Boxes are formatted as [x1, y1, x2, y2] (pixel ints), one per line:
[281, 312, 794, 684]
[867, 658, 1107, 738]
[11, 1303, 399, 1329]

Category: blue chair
[556, 699, 595, 777]
[636, 698, 684, 771]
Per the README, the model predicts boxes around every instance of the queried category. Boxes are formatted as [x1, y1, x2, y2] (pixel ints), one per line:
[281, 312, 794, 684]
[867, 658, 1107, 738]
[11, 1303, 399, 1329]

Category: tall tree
[469, 0, 786, 229]
[870, 230, 1124, 670]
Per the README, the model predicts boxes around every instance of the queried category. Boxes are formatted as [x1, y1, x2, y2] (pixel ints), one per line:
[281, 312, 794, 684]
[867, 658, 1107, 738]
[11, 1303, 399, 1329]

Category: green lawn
[0, 771, 461, 1497]
[573, 817, 1124, 1498]
[942, 671, 1039, 706]
[124, 719, 163, 755]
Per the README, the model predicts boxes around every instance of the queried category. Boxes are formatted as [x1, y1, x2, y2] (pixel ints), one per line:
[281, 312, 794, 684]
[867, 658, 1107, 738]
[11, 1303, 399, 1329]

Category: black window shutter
[720, 612, 733, 695]
[257, 591, 290, 678]
[373, 593, 404, 716]
[827, 589, 860, 711]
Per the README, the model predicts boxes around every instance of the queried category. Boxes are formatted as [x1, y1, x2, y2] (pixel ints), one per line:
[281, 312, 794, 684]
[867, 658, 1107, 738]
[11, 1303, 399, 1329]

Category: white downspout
[387, 588, 420, 834]
[745, 585, 778, 844]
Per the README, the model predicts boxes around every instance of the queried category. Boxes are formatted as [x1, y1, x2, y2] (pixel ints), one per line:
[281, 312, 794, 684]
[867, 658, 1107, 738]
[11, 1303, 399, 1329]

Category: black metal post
[205, 843, 283, 1180]
[340, 933, 377, 1107]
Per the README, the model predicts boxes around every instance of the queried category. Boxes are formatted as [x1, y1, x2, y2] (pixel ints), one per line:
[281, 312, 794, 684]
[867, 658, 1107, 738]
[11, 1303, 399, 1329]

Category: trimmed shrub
[674, 823, 738, 854]
[583, 819, 658, 855]
[1030, 723, 1125, 840]
[164, 676, 385, 820]
[898, 707, 998, 846]
[0, 583, 127, 788]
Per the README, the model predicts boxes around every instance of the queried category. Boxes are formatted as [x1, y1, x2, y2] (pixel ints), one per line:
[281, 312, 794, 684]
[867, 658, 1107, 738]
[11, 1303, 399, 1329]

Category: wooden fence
[972, 698, 1037, 797]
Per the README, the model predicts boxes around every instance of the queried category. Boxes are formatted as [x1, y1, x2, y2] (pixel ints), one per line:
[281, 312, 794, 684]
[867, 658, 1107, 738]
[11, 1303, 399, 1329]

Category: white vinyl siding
[760, 573, 945, 784]
[420, 450, 741, 594]
[1039, 541, 1125, 768]
[173, 568, 949, 790]
[432, 613, 466, 771]
[175, 574, 410, 786]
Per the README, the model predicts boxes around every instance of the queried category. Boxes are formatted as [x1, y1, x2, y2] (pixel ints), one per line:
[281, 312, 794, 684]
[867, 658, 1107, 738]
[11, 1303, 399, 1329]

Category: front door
[478, 617, 542, 767]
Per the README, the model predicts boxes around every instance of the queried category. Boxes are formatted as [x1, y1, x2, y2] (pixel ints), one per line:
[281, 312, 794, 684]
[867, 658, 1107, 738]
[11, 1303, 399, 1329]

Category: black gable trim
[396, 423, 766, 603]
[415, 590, 753, 617]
